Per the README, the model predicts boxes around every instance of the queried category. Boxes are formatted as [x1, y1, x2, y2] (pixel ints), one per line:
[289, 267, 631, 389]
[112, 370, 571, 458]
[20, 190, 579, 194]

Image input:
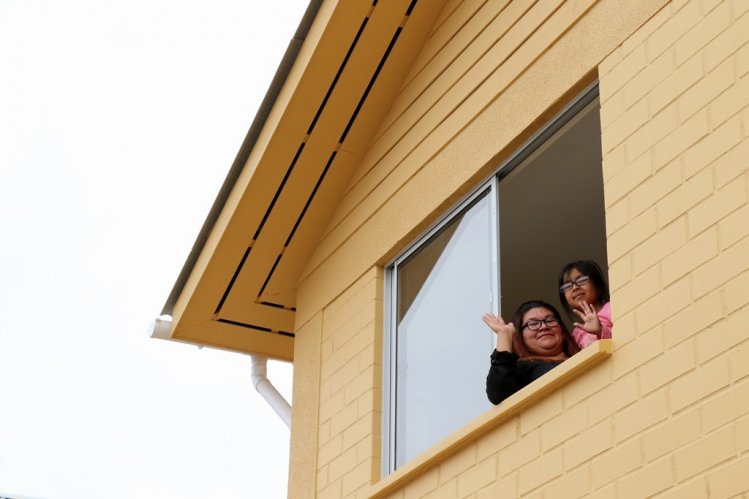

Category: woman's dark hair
[557, 260, 610, 315]
[510, 300, 580, 359]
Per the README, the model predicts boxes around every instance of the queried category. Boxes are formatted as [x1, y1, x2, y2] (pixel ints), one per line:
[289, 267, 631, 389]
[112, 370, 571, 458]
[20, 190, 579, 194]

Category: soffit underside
[168, 0, 444, 360]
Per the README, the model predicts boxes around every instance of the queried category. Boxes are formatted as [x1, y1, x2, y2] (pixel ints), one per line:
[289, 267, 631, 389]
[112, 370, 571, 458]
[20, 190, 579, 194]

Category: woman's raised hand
[482, 313, 515, 352]
[573, 302, 602, 336]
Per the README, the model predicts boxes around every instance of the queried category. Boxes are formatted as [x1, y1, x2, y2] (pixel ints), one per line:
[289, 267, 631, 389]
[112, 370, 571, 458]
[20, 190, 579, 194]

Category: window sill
[369, 339, 613, 498]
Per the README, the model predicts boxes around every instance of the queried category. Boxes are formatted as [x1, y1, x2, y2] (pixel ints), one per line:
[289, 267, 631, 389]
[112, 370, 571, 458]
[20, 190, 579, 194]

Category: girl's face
[562, 267, 600, 309]
[520, 307, 564, 357]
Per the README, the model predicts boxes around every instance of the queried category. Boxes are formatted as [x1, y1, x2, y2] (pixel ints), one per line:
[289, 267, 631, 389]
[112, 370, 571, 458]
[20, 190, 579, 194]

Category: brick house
[157, 0, 749, 497]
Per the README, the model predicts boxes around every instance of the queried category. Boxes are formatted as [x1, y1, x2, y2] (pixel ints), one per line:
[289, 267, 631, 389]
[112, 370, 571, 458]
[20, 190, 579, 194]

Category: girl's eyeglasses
[560, 275, 591, 293]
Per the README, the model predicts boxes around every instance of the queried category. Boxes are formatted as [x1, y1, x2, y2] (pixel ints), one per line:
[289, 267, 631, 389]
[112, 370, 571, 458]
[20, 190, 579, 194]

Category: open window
[383, 84, 607, 474]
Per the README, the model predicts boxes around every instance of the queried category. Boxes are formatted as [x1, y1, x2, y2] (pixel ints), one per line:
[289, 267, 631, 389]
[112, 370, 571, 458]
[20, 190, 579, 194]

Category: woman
[483, 300, 580, 404]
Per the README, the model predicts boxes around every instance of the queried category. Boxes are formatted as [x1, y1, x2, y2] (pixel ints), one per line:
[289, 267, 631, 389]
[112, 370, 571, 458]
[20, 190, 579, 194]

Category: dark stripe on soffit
[215, 1, 418, 334]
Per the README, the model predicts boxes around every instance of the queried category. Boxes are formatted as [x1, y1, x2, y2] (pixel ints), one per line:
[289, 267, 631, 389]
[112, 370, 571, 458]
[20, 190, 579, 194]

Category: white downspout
[149, 317, 291, 428]
[250, 354, 292, 429]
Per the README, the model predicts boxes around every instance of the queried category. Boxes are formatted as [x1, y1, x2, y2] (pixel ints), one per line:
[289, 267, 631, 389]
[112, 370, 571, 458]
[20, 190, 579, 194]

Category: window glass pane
[394, 190, 495, 466]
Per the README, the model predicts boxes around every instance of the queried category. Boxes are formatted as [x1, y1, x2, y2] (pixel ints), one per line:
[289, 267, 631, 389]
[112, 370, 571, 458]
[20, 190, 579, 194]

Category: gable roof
[159, 0, 447, 360]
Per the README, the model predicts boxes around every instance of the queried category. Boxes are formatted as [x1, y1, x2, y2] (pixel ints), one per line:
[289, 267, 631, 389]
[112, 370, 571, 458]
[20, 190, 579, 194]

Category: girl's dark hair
[558, 260, 610, 315]
[510, 300, 580, 359]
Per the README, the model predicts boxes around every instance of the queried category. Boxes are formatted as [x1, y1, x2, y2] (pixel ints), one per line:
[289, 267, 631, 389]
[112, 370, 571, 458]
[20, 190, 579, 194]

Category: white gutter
[148, 317, 292, 428]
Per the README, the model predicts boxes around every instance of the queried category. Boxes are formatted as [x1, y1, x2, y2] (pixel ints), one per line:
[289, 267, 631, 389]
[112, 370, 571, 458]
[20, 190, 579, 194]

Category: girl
[558, 260, 612, 349]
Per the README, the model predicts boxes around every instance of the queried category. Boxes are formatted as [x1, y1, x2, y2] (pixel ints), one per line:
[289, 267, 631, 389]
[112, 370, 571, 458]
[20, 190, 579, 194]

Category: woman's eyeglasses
[522, 316, 559, 331]
[560, 275, 591, 293]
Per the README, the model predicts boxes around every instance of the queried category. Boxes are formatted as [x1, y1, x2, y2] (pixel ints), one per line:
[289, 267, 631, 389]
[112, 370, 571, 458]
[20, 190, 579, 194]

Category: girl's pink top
[572, 301, 612, 349]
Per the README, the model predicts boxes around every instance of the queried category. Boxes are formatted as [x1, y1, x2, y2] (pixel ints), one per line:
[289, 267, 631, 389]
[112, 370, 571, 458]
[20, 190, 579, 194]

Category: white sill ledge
[369, 339, 613, 498]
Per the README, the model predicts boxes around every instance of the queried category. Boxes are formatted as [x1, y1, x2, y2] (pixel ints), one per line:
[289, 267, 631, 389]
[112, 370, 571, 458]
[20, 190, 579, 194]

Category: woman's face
[563, 267, 600, 309]
[521, 307, 565, 357]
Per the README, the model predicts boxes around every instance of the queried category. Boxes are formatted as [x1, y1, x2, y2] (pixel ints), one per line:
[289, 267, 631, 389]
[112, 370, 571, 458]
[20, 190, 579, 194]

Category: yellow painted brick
[344, 367, 375, 406]
[669, 355, 730, 411]
[342, 414, 374, 451]
[675, 0, 732, 66]
[604, 149, 653, 205]
[601, 87, 625, 129]
[587, 483, 616, 499]
[520, 390, 563, 435]
[540, 402, 588, 452]
[356, 433, 377, 464]
[713, 140, 748, 192]
[614, 390, 669, 442]
[702, 376, 749, 432]
[737, 415, 749, 453]
[341, 459, 375, 496]
[674, 426, 736, 481]
[605, 196, 630, 237]
[320, 419, 331, 444]
[616, 456, 674, 497]
[318, 480, 341, 499]
[655, 108, 711, 169]
[625, 103, 679, 162]
[649, 51, 705, 116]
[613, 266, 661, 316]
[663, 289, 724, 349]
[440, 444, 477, 482]
[729, 336, 749, 382]
[725, 271, 749, 314]
[589, 373, 639, 424]
[329, 360, 362, 394]
[608, 255, 632, 292]
[329, 445, 359, 482]
[692, 236, 749, 298]
[320, 388, 345, 423]
[518, 447, 563, 494]
[457, 456, 497, 498]
[318, 464, 329, 489]
[601, 43, 648, 98]
[624, 49, 677, 110]
[630, 158, 683, 217]
[688, 171, 747, 239]
[738, 36, 749, 77]
[564, 420, 613, 469]
[498, 429, 539, 474]
[657, 168, 713, 227]
[736, 0, 749, 17]
[541, 463, 591, 499]
[637, 277, 692, 332]
[684, 115, 743, 180]
[332, 302, 377, 352]
[653, 477, 708, 499]
[608, 208, 659, 262]
[602, 142, 628, 183]
[401, 467, 439, 498]
[697, 305, 749, 363]
[477, 473, 517, 499]
[357, 387, 379, 418]
[663, 227, 720, 284]
[591, 438, 643, 489]
[602, 97, 650, 154]
[640, 337, 696, 393]
[632, 216, 687, 275]
[612, 309, 637, 343]
[622, 3, 671, 56]
[707, 454, 749, 498]
[678, 56, 736, 123]
[477, 417, 518, 461]
[563, 361, 613, 408]
[612, 328, 664, 379]
[711, 75, 749, 130]
[423, 477, 457, 499]
[642, 408, 701, 461]
[319, 434, 343, 466]
[600, 46, 623, 79]
[647, 1, 701, 61]
[330, 400, 360, 436]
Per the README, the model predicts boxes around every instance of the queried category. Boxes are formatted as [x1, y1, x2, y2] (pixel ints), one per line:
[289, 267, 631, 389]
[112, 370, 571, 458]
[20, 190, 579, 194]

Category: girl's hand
[573, 302, 602, 336]
[482, 313, 515, 352]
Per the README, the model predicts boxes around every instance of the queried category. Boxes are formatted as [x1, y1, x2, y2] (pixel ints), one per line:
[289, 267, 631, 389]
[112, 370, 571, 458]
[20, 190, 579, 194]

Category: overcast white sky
[0, 1, 309, 497]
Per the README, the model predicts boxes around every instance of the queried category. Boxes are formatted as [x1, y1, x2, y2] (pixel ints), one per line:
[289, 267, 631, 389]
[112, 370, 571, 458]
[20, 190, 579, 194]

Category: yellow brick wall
[290, 0, 749, 497]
